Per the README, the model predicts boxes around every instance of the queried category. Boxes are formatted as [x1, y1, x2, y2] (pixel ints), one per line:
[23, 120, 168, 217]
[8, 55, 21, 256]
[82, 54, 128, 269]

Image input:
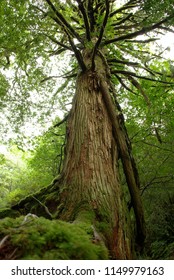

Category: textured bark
[99, 78, 146, 246]
[57, 51, 135, 259]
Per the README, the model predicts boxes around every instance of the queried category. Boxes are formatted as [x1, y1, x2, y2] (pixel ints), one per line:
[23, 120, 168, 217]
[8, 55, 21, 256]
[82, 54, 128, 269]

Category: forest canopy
[0, 0, 174, 260]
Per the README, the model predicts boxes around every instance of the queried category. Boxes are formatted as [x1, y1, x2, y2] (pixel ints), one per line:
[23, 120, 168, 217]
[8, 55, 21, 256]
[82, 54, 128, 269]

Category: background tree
[0, 0, 174, 259]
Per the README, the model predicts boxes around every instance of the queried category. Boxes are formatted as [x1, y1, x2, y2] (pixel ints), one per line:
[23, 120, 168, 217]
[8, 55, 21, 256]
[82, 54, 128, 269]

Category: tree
[1, 0, 174, 259]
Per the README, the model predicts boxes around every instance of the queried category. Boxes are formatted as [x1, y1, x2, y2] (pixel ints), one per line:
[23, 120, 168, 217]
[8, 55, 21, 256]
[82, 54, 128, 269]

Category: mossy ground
[0, 215, 108, 260]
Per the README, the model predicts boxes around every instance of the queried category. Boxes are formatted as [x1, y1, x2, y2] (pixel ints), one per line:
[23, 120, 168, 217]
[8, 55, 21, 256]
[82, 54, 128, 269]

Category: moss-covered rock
[0, 216, 108, 260]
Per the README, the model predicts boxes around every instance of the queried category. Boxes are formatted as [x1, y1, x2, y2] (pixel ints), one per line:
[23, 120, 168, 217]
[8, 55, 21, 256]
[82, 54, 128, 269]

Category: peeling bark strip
[99, 76, 146, 245]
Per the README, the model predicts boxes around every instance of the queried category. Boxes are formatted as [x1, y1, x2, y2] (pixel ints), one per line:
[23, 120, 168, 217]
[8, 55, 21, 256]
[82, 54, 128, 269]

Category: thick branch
[88, 0, 95, 32]
[76, 0, 91, 41]
[44, 0, 83, 43]
[47, 6, 86, 73]
[104, 16, 173, 45]
[92, 0, 110, 70]
[66, 33, 86, 72]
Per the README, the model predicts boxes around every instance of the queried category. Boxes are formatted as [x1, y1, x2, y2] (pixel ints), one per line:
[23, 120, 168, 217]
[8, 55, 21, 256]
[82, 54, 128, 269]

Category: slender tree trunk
[57, 50, 135, 259]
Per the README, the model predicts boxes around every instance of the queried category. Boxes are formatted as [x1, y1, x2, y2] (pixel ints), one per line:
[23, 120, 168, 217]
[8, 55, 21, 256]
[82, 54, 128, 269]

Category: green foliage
[0, 147, 28, 207]
[0, 0, 174, 260]
[143, 0, 174, 22]
[0, 216, 108, 260]
[28, 122, 65, 181]
[145, 194, 174, 259]
[0, 122, 65, 208]
[0, 73, 9, 100]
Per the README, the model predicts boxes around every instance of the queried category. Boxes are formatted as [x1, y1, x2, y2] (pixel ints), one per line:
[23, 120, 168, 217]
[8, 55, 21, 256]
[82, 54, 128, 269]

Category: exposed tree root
[0, 177, 62, 220]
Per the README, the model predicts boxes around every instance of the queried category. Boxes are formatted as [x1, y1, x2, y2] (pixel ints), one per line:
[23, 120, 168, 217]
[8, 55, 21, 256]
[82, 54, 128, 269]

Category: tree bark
[56, 50, 136, 259]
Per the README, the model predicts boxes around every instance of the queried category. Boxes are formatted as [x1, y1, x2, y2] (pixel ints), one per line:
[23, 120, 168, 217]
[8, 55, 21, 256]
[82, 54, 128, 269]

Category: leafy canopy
[1, 0, 174, 144]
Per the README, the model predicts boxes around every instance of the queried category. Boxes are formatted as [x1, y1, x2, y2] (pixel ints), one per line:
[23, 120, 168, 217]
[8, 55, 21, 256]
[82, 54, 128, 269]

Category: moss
[96, 221, 110, 235]
[0, 208, 20, 219]
[0, 216, 108, 260]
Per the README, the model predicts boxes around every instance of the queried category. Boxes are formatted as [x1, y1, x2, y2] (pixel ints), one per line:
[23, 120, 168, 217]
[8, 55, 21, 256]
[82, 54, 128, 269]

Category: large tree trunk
[4, 50, 145, 259]
[56, 50, 137, 259]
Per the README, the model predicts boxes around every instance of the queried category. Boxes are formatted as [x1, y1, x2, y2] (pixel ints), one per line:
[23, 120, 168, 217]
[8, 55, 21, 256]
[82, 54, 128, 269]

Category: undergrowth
[0, 216, 108, 260]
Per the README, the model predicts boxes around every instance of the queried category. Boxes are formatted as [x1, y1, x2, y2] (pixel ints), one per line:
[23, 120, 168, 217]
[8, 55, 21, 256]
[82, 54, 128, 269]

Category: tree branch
[137, 141, 174, 154]
[44, 0, 83, 43]
[113, 24, 139, 31]
[44, 1, 86, 72]
[115, 74, 138, 95]
[92, 0, 110, 70]
[42, 33, 72, 51]
[127, 75, 151, 106]
[104, 16, 173, 45]
[87, 0, 95, 32]
[125, 38, 159, 44]
[109, 59, 155, 79]
[32, 196, 53, 219]
[111, 70, 174, 84]
[141, 174, 174, 195]
[66, 32, 86, 72]
[110, 0, 139, 17]
[159, 26, 174, 34]
[40, 71, 76, 83]
[53, 114, 69, 128]
[108, 58, 139, 67]
[113, 13, 133, 26]
[76, 0, 91, 41]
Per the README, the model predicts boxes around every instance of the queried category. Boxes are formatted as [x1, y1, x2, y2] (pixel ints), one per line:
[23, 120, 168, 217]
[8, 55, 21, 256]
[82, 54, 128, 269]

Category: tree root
[0, 177, 63, 220]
